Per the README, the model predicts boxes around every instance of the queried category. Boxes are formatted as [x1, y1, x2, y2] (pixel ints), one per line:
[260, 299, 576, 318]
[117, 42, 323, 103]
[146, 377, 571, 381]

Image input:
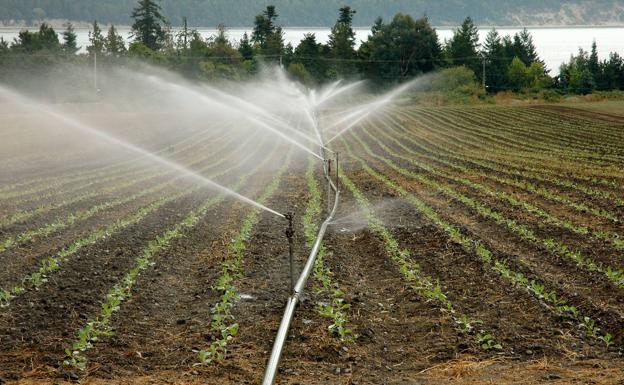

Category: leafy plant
[581, 317, 600, 338]
[477, 333, 502, 351]
[599, 333, 614, 348]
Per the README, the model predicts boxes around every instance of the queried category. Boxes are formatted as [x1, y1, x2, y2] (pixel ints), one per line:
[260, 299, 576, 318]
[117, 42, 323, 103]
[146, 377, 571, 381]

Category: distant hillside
[1, 0, 623, 27]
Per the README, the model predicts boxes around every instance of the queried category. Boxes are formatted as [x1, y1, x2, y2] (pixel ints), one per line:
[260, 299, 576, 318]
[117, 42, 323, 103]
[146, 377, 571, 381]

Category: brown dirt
[2, 105, 624, 385]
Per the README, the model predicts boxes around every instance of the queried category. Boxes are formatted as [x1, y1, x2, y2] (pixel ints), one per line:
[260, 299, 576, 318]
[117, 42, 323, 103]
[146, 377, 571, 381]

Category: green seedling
[477, 333, 502, 351]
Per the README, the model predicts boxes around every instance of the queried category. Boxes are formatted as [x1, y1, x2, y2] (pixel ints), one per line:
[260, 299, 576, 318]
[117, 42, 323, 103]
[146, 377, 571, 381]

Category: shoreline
[2, 21, 624, 30]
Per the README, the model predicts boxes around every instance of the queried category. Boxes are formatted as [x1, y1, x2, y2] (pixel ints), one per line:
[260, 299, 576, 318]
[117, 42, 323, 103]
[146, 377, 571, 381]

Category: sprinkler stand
[326, 159, 333, 212]
[335, 152, 340, 191]
[284, 212, 295, 293]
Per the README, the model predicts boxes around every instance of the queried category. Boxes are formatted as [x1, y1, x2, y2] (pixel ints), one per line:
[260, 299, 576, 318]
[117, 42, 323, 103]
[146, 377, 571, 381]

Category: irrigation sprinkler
[335, 151, 340, 190]
[284, 212, 295, 293]
[326, 158, 333, 212]
[263, 149, 341, 385]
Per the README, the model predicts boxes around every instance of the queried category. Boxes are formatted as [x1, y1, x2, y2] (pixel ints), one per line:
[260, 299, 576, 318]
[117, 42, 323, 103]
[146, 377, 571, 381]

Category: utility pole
[94, 51, 98, 95]
[482, 57, 486, 92]
[182, 16, 188, 49]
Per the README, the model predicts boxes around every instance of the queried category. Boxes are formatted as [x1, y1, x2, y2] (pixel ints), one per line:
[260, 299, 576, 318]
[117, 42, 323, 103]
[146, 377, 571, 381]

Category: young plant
[477, 333, 503, 351]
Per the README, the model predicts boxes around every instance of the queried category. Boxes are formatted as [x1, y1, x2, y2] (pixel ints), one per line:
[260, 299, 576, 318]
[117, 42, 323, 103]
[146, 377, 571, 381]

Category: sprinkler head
[284, 212, 295, 239]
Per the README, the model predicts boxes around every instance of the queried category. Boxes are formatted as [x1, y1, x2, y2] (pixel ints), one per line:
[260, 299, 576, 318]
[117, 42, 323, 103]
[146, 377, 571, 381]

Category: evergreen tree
[600, 52, 624, 90]
[371, 16, 383, 36]
[251, 6, 283, 61]
[252, 6, 277, 48]
[0, 37, 8, 53]
[514, 29, 541, 65]
[202, 24, 244, 80]
[238, 32, 254, 60]
[360, 14, 441, 83]
[588, 40, 600, 80]
[62, 23, 79, 54]
[328, 6, 357, 78]
[293, 33, 327, 83]
[481, 29, 507, 91]
[131, 0, 168, 50]
[445, 16, 481, 77]
[559, 48, 595, 94]
[176, 16, 191, 50]
[87, 20, 105, 55]
[12, 23, 60, 52]
[38, 24, 59, 49]
[105, 25, 126, 56]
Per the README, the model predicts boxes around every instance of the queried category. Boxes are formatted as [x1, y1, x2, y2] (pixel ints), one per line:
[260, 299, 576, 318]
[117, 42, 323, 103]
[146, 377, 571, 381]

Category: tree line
[2, 0, 624, 96]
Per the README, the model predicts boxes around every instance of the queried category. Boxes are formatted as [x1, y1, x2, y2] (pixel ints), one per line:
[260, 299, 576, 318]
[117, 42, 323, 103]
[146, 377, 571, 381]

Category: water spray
[0, 85, 286, 219]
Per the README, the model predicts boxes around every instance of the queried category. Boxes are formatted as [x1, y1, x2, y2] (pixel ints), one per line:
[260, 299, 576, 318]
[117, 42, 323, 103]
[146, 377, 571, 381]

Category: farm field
[1, 103, 624, 385]
[562, 100, 624, 117]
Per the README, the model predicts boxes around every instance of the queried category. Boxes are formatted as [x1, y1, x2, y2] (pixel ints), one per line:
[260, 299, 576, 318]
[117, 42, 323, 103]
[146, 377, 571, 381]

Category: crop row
[339, 164, 502, 350]
[339, 137, 615, 347]
[65, 140, 283, 371]
[0, 134, 268, 308]
[303, 157, 352, 341]
[197, 147, 292, 364]
[0, 121, 227, 197]
[428, 107, 624, 163]
[408, 107, 624, 181]
[453, 107, 624, 157]
[364, 122, 624, 253]
[0, 130, 244, 230]
[385, 112, 623, 223]
[0, 131, 252, 253]
[402, 108, 624, 177]
[0, 126, 225, 202]
[1, 127, 232, 214]
[349, 129, 624, 289]
[514, 107, 624, 141]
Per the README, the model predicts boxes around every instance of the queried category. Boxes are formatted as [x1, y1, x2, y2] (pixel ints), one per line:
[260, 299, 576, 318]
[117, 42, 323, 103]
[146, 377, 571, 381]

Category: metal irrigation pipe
[263, 156, 340, 385]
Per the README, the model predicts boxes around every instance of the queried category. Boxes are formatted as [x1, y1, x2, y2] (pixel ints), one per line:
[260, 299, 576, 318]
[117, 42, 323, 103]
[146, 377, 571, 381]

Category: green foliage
[105, 25, 126, 55]
[327, 6, 357, 78]
[0, 134, 246, 308]
[445, 17, 481, 76]
[287, 62, 312, 85]
[303, 158, 353, 341]
[507, 57, 552, 92]
[87, 20, 105, 55]
[8, 3, 624, 95]
[359, 14, 442, 83]
[238, 32, 254, 60]
[599, 333, 614, 349]
[340, 134, 616, 348]
[11, 23, 60, 53]
[340, 161, 499, 350]
[252, 5, 284, 62]
[61, 23, 79, 53]
[477, 333, 502, 350]
[291, 33, 328, 84]
[429, 66, 480, 95]
[559, 48, 598, 94]
[131, 0, 168, 50]
[197, 149, 292, 364]
[64, 141, 279, 371]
